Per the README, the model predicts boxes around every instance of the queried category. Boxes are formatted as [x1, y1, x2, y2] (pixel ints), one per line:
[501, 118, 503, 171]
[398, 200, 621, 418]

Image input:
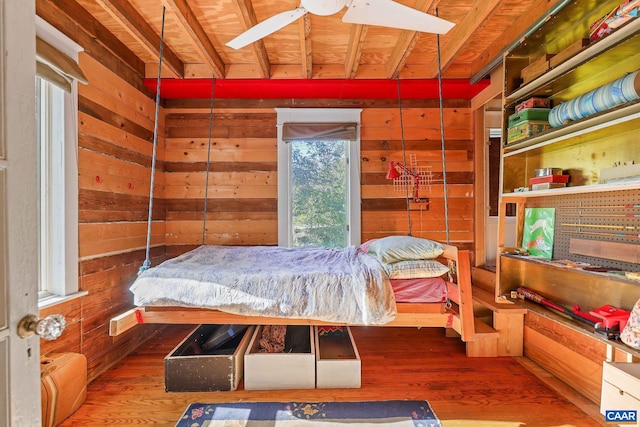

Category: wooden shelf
[500, 253, 640, 286]
[503, 100, 640, 156]
[497, 1, 640, 403]
[502, 180, 640, 198]
[505, 18, 640, 105]
[507, 297, 640, 359]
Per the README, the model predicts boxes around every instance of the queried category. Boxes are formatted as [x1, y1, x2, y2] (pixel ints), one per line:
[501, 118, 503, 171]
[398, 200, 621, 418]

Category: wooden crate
[164, 324, 255, 392]
[521, 54, 554, 84]
[244, 325, 316, 390]
[314, 326, 361, 388]
[550, 38, 590, 68]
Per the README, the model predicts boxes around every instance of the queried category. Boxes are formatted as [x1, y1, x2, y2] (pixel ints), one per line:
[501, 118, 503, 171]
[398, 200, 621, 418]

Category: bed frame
[109, 244, 493, 355]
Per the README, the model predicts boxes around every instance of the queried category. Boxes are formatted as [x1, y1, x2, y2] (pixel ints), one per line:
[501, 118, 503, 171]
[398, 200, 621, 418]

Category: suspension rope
[139, 6, 166, 275]
[436, 8, 451, 244]
[396, 77, 412, 236]
[201, 76, 216, 245]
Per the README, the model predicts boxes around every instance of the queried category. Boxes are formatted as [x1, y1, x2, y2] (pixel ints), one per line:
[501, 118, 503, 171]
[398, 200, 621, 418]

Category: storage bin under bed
[315, 326, 361, 388]
[244, 325, 316, 390]
[164, 324, 255, 392]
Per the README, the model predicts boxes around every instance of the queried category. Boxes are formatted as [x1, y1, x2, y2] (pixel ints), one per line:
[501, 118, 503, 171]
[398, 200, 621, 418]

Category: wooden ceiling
[68, 0, 556, 83]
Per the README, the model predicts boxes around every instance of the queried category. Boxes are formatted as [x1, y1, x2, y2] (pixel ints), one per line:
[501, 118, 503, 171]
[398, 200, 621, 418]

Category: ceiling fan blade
[343, 0, 454, 34]
[226, 7, 307, 49]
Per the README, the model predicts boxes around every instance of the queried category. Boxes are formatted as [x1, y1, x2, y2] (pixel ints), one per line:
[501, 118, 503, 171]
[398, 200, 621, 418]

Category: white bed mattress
[130, 245, 397, 325]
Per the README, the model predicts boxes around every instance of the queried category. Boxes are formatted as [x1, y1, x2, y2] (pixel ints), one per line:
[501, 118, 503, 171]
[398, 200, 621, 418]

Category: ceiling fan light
[301, 0, 347, 16]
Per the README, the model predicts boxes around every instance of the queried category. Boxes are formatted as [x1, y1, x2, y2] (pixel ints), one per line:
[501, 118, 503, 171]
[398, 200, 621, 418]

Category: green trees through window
[290, 139, 348, 248]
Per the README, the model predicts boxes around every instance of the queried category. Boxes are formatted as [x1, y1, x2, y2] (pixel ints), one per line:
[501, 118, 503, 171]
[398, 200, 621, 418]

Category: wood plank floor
[61, 325, 606, 427]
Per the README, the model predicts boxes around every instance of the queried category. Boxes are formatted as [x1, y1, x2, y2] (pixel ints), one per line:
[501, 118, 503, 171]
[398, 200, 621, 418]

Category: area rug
[176, 400, 442, 426]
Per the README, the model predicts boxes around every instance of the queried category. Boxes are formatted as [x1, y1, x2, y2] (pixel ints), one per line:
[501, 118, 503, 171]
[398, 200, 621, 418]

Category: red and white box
[529, 174, 569, 185]
[516, 97, 551, 113]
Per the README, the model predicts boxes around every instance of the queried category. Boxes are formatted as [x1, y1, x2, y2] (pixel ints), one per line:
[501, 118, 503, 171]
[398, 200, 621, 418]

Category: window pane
[37, 77, 66, 297]
[291, 140, 348, 248]
[36, 77, 47, 295]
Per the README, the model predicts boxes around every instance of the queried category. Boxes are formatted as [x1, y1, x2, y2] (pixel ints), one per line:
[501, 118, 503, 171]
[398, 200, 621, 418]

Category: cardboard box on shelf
[506, 120, 551, 144]
[521, 54, 555, 84]
[516, 97, 551, 112]
[508, 108, 551, 127]
[550, 39, 590, 68]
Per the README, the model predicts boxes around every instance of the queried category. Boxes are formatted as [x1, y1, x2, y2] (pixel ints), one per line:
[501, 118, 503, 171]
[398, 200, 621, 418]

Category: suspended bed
[109, 238, 478, 346]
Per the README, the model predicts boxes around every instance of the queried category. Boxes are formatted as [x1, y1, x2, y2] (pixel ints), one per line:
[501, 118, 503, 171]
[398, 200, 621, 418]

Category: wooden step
[472, 287, 527, 314]
[471, 286, 526, 357]
[465, 318, 499, 357]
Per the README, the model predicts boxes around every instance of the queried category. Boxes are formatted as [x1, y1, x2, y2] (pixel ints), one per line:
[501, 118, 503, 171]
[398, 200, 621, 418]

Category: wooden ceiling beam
[470, 1, 560, 78]
[386, 0, 439, 79]
[162, 0, 226, 79]
[344, 24, 368, 79]
[299, 14, 312, 78]
[424, 0, 504, 78]
[95, 0, 184, 78]
[230, 0, 271, 79]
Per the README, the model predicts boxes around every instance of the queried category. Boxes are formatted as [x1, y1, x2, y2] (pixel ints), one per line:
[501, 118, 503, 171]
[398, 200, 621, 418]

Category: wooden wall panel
[163, 103, 475, 250]
[524, 312, 605, 404]
[37, 14, 167, 382]
[361, 107, 474, 243]
[163, 108, 279, 246]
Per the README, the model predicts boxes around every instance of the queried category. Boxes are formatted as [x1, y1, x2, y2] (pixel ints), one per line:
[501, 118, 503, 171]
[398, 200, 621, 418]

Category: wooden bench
[472, 286, 527, 356]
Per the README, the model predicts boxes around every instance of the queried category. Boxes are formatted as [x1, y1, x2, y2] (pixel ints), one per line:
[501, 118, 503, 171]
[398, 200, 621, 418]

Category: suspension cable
[202, 76, 216, 245]
[396, 77, 412, 236]
[139, 6, 166, 274]
[436, 8, 451, 244]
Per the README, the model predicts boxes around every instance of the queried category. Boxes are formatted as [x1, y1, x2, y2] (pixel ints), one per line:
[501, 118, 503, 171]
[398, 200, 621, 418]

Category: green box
[506, 120, 551, 144]
[508, 108, 551, 127]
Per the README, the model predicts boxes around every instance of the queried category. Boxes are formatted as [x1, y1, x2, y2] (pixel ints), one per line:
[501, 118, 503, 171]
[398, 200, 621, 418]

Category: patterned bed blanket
[130, 245, 397, 325]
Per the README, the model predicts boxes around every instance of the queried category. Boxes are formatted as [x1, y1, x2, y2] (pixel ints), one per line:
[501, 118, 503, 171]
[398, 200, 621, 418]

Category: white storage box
[315, 326, 361, 388]
[244, 325, 315, 390]
[601, 362, 640, 425]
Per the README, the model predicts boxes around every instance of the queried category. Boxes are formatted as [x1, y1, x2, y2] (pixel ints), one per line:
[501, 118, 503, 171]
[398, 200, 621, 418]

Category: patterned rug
[176, 400, 441, 426]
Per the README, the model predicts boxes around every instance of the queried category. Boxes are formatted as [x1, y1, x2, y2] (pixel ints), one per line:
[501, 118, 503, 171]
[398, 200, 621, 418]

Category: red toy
[590, 305, 631, 333]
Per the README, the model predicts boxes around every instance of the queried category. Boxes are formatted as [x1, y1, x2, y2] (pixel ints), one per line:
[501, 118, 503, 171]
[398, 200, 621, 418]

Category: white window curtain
[282, 123, 357, 142]
[36, 36, 88, 92]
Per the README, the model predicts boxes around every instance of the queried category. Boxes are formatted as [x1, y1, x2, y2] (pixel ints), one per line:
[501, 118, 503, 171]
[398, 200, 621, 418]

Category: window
[290, 139, 349, 247]
[276, 108, 362, 248]
[36, 17, 85, 303]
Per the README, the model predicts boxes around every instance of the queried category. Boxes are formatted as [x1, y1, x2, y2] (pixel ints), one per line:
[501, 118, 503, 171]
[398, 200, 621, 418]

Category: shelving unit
[496, 0, 640, 406]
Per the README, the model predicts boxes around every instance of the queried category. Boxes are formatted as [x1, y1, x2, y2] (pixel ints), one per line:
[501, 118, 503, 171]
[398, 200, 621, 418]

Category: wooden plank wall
[360, 106, 474, 245]
[163, 108, 278, 251]
[38, 0, 168, 382]
[163, 100, 475, 255]
[524, 312, 605, 404]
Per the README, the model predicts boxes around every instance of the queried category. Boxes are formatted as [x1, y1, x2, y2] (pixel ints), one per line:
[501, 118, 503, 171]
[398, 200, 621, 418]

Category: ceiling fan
[226, 0, 455, 50]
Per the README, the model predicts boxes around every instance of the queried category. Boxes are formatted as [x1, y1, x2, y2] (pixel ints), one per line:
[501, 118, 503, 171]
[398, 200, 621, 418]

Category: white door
[0, 1, 42, 425]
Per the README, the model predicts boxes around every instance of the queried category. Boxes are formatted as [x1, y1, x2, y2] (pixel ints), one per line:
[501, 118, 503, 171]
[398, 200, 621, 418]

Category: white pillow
[368, 236, 444, 263]
[383, 259, 449, 279]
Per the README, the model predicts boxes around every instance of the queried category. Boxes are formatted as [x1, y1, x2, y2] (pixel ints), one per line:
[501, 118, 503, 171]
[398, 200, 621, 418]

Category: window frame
[36, 17, 80, 304]
[276, 108, 362, 247]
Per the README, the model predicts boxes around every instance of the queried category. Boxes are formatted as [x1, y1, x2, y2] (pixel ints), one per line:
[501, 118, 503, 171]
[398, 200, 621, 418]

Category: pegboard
[525, 188, 640, 271]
